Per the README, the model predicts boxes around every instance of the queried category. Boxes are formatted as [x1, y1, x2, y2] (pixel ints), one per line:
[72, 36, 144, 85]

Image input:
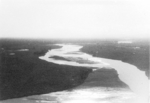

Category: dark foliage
[0, 39, 92, 100]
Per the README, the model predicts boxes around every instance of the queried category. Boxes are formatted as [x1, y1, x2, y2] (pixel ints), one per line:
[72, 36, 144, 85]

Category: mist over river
[1, 43, 149, 103]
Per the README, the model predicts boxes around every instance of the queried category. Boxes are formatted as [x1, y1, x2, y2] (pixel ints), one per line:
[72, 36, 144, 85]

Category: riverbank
[80, 40, 149, 78]
[0, 40, 93, 100]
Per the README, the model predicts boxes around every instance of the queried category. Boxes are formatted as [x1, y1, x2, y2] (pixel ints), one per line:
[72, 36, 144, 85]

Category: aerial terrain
[0, 38, 149, 103]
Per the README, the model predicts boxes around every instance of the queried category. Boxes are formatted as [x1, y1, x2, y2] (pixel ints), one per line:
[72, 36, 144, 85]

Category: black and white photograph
[0, 0, 149, 103]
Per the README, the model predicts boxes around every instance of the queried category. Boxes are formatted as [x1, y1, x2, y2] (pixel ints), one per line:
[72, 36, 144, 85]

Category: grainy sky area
[0, 0, 150, 39]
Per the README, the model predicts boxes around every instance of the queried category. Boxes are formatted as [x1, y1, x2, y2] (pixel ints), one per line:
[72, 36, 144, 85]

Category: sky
[0, 0, 150, 39]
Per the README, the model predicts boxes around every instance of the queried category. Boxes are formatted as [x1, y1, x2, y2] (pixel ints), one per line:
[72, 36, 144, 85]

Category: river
[38, 44, 149, 103]
[1, 44, 149, 103]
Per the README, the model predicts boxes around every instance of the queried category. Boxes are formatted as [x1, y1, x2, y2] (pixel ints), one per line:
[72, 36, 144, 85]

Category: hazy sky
[0, 0, 150, 39]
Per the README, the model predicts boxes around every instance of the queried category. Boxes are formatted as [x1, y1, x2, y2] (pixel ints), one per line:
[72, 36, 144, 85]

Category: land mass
[80, 39, 149, 78]
[0, 39, 92, 100]
[0, 38, 147, 100]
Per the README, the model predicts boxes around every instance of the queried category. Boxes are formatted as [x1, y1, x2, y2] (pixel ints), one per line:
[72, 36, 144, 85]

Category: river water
[1, 44, 149, 103]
